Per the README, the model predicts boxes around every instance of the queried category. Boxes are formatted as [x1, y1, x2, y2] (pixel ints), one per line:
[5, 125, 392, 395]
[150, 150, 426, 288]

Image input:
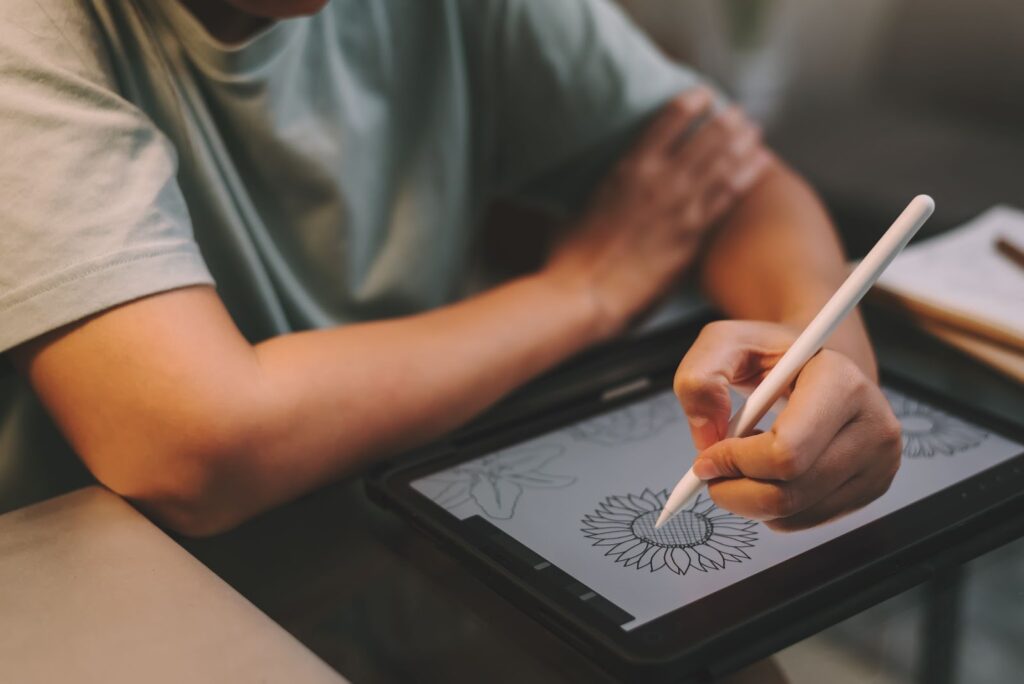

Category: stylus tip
[653, 509, 672, 530]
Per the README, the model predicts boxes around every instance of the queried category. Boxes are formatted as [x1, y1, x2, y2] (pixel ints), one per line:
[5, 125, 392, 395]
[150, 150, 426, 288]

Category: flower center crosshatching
[631, 508, 711, 548]
[581, 489, 758, 575]
[886, 390, 989, 458]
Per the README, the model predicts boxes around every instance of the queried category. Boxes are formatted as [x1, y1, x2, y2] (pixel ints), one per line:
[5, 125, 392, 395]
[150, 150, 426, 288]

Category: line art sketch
[886, 391, 988, 458]
[569, 393, 682, 446]
[581, 489, 758, 575]
[416, 444, 575, 519]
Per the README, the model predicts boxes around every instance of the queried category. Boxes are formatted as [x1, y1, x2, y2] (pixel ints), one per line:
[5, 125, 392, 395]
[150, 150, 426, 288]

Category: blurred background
[619, 0, 1024, 253]
[613, 1, 1024, 682]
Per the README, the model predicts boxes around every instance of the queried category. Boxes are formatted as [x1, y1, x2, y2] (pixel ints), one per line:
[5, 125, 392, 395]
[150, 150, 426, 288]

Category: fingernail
[689, 416, 719, 450]
[693, 459, 721, 481]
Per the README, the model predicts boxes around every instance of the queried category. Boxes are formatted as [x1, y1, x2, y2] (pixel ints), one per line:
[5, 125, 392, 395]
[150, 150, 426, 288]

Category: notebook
[874, 205, 1024, 352]
[919, 319, 1024, 384]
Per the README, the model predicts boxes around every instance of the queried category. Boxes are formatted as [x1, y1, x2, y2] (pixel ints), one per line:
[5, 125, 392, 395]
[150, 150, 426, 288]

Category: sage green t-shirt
[0, 0, 708, 511]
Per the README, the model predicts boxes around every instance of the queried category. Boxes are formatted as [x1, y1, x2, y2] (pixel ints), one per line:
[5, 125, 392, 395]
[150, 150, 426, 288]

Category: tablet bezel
[368, 368, 1024, 679]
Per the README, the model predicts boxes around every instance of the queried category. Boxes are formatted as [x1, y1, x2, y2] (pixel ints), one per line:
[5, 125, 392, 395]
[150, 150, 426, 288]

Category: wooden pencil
[995, 235, 1024, 272]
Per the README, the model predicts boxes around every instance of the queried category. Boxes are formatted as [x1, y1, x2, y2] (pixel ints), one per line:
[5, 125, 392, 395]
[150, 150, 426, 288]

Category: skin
[178, 0, 327, 43]
[9, 4, 902, 537]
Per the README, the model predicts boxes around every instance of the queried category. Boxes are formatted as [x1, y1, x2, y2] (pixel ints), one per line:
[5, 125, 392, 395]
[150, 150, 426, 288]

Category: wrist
[833, 316, 879, 382]
[532, 265, 621, 347]
[778, 304, 878, 382]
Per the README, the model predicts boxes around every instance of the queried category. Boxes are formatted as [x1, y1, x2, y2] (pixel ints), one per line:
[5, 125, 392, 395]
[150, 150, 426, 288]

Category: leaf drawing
[418, 444, 575, 519]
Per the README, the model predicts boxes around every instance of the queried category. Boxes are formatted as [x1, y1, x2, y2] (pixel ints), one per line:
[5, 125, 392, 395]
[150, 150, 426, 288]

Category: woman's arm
[697, 156, 876, 376]
[12, 89, 766, 536]
[14, 279, 597, 536]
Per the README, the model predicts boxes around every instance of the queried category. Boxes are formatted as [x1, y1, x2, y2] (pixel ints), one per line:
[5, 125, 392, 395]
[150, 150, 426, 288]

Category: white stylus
[654, 194, 935, 530]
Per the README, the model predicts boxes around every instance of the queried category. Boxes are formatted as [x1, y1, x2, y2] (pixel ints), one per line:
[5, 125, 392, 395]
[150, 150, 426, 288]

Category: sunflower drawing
[581, 489, 758, 574]
[570, 393, 681, 446]
[417, 444, 575, 519]
[886, 391, 988, 458]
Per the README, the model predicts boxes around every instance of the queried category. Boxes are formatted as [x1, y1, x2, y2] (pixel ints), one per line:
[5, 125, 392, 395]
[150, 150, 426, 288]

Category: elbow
[88, 422, 261, 538]
[140, 486, 246, 539]
[117, 461, 247, 538]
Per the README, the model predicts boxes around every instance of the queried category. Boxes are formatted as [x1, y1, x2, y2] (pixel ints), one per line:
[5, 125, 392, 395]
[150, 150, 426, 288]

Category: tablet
[370, 373, 1024, 680]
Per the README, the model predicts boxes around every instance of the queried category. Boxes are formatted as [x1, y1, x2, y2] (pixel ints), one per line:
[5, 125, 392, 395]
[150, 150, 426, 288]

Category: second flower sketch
[886, 390, 989, 458]
[415, 444, 576, 519]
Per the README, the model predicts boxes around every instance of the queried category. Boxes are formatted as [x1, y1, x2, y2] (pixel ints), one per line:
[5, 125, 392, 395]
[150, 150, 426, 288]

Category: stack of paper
[872, 205, 1024, 383]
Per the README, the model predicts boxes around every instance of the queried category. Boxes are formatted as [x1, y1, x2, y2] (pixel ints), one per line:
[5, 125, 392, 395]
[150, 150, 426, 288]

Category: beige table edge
[0, 486, 347, 683]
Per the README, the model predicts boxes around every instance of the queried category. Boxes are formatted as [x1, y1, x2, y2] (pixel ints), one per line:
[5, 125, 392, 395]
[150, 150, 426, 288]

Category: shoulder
[457, 0, 628, 45]
[0, 0, 121, 89]
[458, 0, 694, 98]
[457, 0, 677, 87]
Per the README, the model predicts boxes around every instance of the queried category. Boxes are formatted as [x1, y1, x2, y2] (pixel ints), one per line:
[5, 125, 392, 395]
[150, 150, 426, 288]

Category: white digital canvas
[412, 388, 1022, 630]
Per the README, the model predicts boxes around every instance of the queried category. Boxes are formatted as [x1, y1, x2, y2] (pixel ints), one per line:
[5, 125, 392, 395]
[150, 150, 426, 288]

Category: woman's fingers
[610, 91, 766, 235]
[694, 350, 867, 481]
[763, 467, 897, 532]
[697, 116, 767, 196]
[630, 88, 714, 165]
[673, 107, 755, 181]
[705, 419, 888, 522]
[705, 471, 843, 522]
[674, 321, 797, 448]
[693, 146, 771, 225]
[760, 428, 900, 532]
[726, 147, 772, 194]
[696, 361, 902, 525]
[664, 109, 745, 206]
[601, 88, 722, 222]
[770, 350, 870, 468]
[638, 104, 755, 216]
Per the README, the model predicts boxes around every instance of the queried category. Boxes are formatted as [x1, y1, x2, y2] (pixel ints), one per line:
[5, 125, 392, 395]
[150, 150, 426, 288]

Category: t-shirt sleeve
[0, 2, 213, 353]
[469, 0, 721, 214]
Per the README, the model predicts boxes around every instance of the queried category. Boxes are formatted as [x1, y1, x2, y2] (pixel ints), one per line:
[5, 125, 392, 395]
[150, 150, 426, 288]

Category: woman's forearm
[18, 274, 603, 535]
[244, 273, 601, 504]
[696, 156, 877, 379]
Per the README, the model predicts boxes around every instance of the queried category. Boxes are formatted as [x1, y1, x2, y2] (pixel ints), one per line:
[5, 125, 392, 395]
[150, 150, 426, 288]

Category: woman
[0, 0, 900, 535]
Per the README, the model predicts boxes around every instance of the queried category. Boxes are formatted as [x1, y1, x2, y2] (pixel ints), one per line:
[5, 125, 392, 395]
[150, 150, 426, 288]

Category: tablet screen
[411, 388, 1023, 631]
